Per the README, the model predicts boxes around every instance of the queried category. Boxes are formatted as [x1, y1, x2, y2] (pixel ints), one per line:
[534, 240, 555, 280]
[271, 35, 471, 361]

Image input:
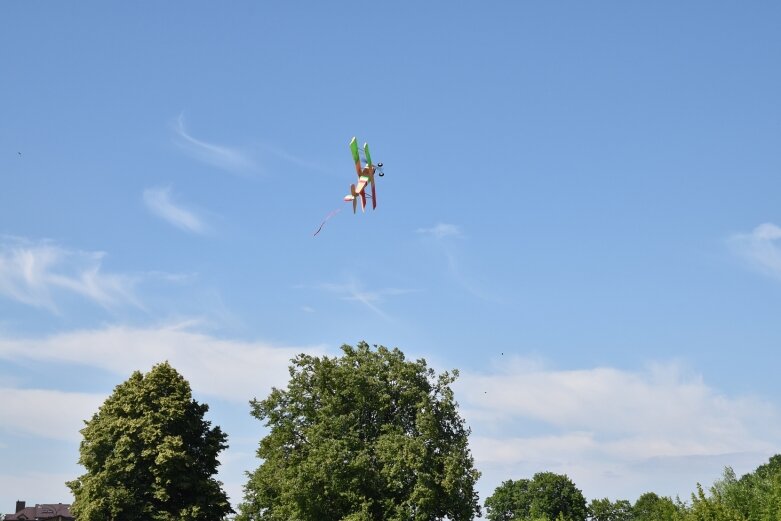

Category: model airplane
[313, 137, 385, 236]
[344, 137, 383, 213]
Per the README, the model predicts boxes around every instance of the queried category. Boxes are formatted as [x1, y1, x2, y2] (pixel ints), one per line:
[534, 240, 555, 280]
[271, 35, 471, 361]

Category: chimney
[15, 500, 25, 513]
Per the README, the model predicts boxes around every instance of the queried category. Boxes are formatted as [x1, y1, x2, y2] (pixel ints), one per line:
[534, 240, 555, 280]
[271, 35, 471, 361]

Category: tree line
[66, 342, 781, 520]
[483, 460, 781, 521]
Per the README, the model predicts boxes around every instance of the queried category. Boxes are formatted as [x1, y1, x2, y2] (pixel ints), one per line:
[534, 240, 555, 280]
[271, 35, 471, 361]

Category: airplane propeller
[350, 184, 358, 213]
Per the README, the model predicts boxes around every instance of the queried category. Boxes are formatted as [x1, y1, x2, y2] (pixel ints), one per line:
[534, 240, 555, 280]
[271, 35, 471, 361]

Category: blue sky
[2, 1, 781, 513]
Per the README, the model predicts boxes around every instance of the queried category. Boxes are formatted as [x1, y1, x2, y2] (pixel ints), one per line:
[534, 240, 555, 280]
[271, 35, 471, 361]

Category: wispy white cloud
[173, 113, 254, 174]
[416, 223, 463, 239]
[0, 471, 78, 507]
[143, 186, 208, 234]
[456, 356, 780, 500]
[442, 248, 500, 302]
[460, 362, 777, 453]
[257, 142, 329, 173]
[729, 223, 781, 279]
[146, 270, 198, 284]
[315, 279, 417, 320]
[0, 237, 140, 313]
[416, 223, 499, 302]
[0, 387, 105, 442]
[0, 323, 326, 403]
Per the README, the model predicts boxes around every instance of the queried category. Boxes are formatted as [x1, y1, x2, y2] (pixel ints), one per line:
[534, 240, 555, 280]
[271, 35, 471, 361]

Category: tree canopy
[484, 455, 781, 521]
[686, 459, 781, 521]
[484, 472, 587, 521]
[587, 498, 632, 521]
[630, 492, 680, 521]
[237, 341, 481, 521]
[67, 361, 232, 521]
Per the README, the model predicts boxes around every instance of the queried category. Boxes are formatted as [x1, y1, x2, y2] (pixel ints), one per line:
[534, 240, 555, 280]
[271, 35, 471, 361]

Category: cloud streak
[459, 361, 777, 452]
[729, 223, 781, 279]
[143, 186, 208, 234]
[258, 142, 329, 173]
[416, 223, 463, 239]
[416, 223, 499, 302]
[0, 472, 79, 509]
[0, 237, 140, 313]
[0, 323, 325, 403]
[173, 114, 254, 174]
[0, 387, 105, 442]
[456, 357, 780, 500]
[315, 279, 417, 320]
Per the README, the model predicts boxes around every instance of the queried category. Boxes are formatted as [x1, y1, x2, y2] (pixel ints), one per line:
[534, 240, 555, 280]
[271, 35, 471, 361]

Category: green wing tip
[363, 143, 372, 165]
[350, 137, 360, 162]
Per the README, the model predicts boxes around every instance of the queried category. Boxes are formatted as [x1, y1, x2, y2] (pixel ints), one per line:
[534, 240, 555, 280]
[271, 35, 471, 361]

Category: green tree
[739, 455, 781, 520]
[527, 473, 587, 521]
[237, 342, 481, 521]
[484, 479, 532, 521]
[587, 498, 632, 521]
[688, 459, 781, 521]
[752, 455, 781, 481]
[747, 456, 781, 520]
[688, 482, 739, 521]
[67, 362, 232, 521]
[485, 473, 587, 521]
[633, 492, 680, 521]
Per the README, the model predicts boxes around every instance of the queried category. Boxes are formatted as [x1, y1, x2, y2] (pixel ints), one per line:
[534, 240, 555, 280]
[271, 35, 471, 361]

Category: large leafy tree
[67, 362, 232, 521]
[632, 492, 679, 521]
[484, 479, 531, 521]
[237, 342, 481, 521]
[587, 498, 632, 521]
[484, 473, 587, 521]
[687, 458, 781, 521]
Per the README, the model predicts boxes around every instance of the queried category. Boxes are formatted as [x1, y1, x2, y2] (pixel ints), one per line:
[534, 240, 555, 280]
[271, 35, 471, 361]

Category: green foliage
[752, 455, 781, 481]
[487, 456, 781, 521]
[588, 498, 632, 521]
[686, 461, 781, 521]
[529, 472, 588, 521]
[237, 342, 481, 521]
[67, 362, 232, 521]
[484, 479, 531, 521]
[632, 492, 681, 521]
[485, 472, 587, 521]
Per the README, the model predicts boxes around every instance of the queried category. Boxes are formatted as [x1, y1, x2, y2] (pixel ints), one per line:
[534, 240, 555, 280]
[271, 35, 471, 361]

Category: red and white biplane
[344, 137, 383, 213]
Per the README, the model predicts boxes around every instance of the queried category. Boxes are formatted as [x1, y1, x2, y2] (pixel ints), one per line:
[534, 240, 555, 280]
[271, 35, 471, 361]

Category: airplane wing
[350, 137, 361, 176]
[359, 142, 378, 209]
[363, 142, 373, 167]
[370, 173, 377, 209]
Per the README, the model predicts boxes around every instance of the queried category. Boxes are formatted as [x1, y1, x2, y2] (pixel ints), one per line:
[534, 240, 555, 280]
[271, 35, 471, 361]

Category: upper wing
[363, 142, 373, 166]
[350, 137, 361, 176]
